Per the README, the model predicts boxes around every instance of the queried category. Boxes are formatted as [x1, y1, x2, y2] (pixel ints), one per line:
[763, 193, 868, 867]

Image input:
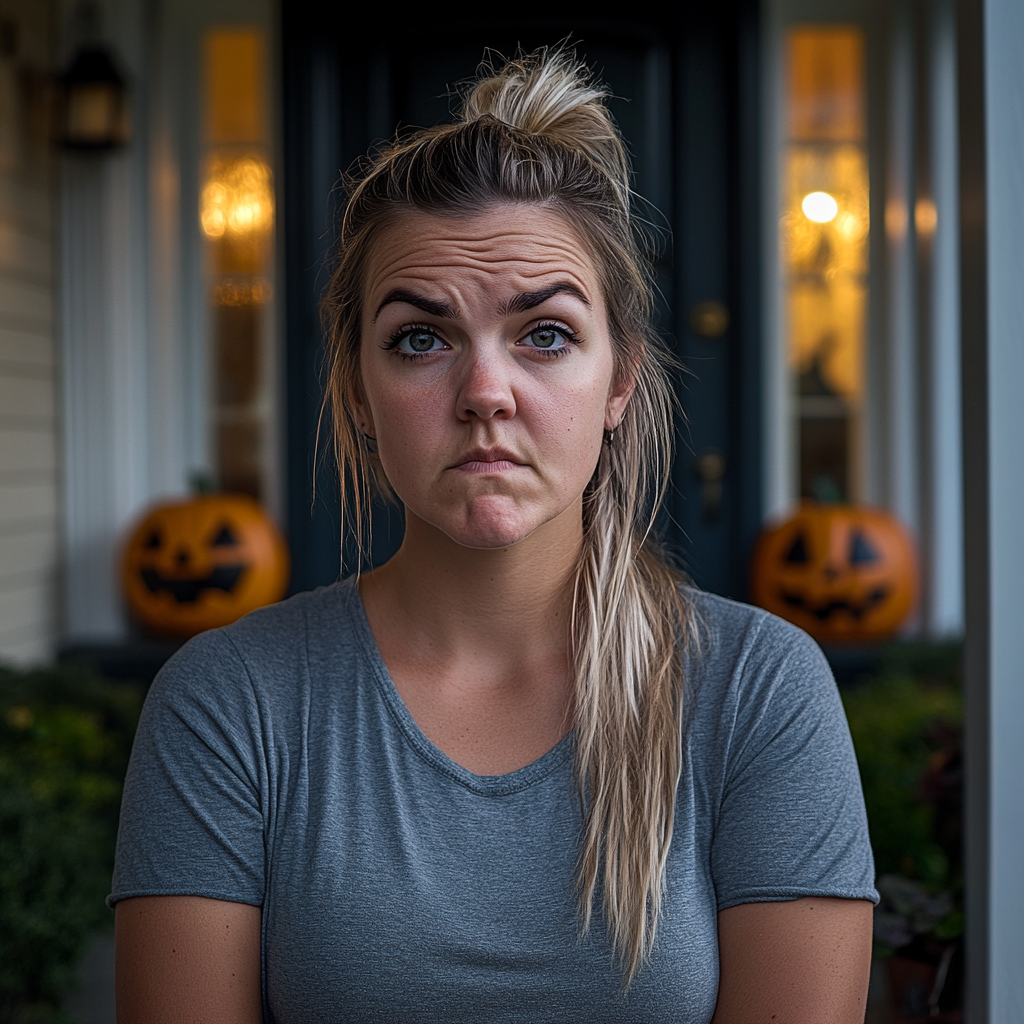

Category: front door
[282, 4, 762, 599]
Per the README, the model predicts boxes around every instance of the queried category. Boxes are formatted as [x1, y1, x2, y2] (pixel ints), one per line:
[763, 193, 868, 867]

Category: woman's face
[353, 205, 632, 551]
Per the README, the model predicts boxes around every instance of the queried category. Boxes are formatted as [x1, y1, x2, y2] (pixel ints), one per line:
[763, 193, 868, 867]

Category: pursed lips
[450, 448, 526, 473]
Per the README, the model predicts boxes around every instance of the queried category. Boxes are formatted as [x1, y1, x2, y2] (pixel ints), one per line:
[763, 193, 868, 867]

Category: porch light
[801, 191, 839, 223]
[201, 155, 274, 239]
[59, 45, 130, 150]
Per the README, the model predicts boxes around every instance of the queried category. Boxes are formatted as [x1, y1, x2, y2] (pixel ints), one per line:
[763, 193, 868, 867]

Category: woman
[112, 50, 877, 1023]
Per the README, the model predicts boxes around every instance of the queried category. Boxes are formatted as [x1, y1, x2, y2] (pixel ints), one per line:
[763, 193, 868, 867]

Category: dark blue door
[282, 4, 763, 599]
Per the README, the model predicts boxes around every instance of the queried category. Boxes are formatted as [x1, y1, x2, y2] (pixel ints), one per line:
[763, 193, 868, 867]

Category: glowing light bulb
[200, 156, 274, 239]
[801, 191, 839, 223]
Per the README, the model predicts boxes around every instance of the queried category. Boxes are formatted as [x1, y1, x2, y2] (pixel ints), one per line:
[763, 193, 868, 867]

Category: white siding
[0, 0, 57, 665]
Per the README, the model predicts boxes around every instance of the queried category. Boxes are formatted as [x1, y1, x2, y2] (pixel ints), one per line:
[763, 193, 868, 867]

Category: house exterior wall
[57, 0, 277, 644]
[0, 1, 57, 665]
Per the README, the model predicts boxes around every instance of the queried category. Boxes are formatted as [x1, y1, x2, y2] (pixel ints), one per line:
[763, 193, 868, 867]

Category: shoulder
[683, 594, 877, 908]
[146, 579, 365, 715]
[220, 576, 363, 658]
[683, 587, 830, 688]
[680, 588, 840, 745]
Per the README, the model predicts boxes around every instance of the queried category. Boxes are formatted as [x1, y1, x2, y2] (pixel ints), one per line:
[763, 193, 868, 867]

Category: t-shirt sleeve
[108, 629, 266, 908]
[707, 613, 879, 910]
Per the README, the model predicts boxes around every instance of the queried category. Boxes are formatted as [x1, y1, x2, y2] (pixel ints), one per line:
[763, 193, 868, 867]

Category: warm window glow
[202, 27, 273, 501]
[787, 27, 865, 141]
[204, 29, 265, 144]
[783, 25, 868, 503]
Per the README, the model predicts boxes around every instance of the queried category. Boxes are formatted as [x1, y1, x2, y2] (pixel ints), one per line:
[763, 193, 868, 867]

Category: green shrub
[841, 643, 963, 955]
[0, 663, 142, 1023]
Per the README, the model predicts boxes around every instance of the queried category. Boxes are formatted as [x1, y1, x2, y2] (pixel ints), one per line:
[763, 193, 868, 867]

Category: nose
[456, 347, 516, 422]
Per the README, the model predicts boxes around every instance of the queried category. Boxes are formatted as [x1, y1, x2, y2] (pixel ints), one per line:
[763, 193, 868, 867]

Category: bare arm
[115, 896, 262, 1024]
[711, 897, 874, 1024]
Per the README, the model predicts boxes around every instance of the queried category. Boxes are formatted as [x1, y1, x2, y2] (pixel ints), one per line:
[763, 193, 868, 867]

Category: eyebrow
[374, 289, 458, 320]
[499, 283, 591, 316]
[374, 282, 592, 322]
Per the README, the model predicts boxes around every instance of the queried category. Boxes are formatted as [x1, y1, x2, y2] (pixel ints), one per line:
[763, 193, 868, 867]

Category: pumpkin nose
[175, 547, 190, 566]
[823, 566, 840, 581]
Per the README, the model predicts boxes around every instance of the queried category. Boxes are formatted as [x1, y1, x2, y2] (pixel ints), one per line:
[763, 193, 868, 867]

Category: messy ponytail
[322, 47, 696, 986]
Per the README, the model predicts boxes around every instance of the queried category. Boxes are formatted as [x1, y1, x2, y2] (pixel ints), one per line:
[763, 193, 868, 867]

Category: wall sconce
[59, 45, 130, 151]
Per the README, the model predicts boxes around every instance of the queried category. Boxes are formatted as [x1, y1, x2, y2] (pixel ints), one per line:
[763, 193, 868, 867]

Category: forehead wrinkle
[372, 271, 597, 321]
[364, 211, 601, 313]
[388, 220, 582, 245]
[370, 225, 586, 266]
[430, 229, 586, 255]
[367, 256, 596, 311]
[372, 241, 584, 272]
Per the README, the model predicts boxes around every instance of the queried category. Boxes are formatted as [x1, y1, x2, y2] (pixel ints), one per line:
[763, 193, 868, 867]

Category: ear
[347, 378, 377, 439]
[604, 371, 636, 431]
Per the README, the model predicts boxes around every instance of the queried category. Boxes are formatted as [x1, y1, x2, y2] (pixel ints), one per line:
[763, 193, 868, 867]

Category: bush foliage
[0, 663, 142, 1023]
[840, 643, 964, 955]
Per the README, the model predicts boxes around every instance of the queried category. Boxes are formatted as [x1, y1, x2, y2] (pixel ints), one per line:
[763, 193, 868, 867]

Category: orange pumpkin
[122, 494, 289, 637]
[750, 502, 918, 644]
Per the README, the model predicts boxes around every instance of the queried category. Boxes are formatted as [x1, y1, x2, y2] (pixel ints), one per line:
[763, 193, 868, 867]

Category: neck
[359, 502, 582, 670]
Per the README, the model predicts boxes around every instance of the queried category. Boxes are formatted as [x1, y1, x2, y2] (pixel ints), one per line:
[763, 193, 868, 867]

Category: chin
[435, 498, 550, 551]
[407, 491, 582, 553]
[444, 517, 536, 551]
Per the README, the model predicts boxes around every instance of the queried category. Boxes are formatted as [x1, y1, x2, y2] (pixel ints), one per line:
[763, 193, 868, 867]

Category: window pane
[783, 26, 868, 503]
[201, 28, 274, 500]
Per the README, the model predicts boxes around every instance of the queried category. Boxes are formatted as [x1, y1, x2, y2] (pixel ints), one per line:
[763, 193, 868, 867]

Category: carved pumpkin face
[123, 494, 289, 637]
[750, 503, 918, 644]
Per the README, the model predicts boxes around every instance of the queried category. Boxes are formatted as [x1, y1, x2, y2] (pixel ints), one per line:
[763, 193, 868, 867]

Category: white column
[982, 2, 1024, 1014]
[58, 0, 196, 642]
[60, 155, 149, 640]
[145, 0, 200, 499]
[924, 0, 964, 637]
[882, 2, 920, 542]
[761, 4, 791, 519]
[962, 0, 1024, 1017]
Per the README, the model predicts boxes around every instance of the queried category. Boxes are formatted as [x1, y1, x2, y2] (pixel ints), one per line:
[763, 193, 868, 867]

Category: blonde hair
[321, 47, 696, 986]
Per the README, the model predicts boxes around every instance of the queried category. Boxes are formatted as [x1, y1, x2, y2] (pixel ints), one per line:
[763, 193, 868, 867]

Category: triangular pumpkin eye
[849, 529, 880, 565]
[210, 524, 239, 548]
[143, 529, 162, 549]
[783, 533, 810, 564]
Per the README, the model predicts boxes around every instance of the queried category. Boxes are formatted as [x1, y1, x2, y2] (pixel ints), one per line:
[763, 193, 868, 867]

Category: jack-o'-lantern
[750, 502, 918, 644]
[123, 494, 289, 637]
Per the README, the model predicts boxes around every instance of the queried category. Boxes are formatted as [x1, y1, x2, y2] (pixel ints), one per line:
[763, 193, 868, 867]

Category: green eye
[408, 331, 436, 352]
[390, 327, 449, 358]
[530, 328, 558, 348]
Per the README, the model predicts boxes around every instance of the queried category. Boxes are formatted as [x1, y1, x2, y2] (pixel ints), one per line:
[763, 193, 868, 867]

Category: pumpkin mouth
[140, 565, 247, 603]
[779, 586, 890, 621]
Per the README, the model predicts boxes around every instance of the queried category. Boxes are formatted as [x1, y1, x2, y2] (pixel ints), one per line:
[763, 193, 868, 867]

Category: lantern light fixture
[59, 44, 130, 151]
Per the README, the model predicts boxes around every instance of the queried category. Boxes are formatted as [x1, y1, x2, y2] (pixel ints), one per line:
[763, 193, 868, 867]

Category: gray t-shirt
[111, 580, 877, 1023]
